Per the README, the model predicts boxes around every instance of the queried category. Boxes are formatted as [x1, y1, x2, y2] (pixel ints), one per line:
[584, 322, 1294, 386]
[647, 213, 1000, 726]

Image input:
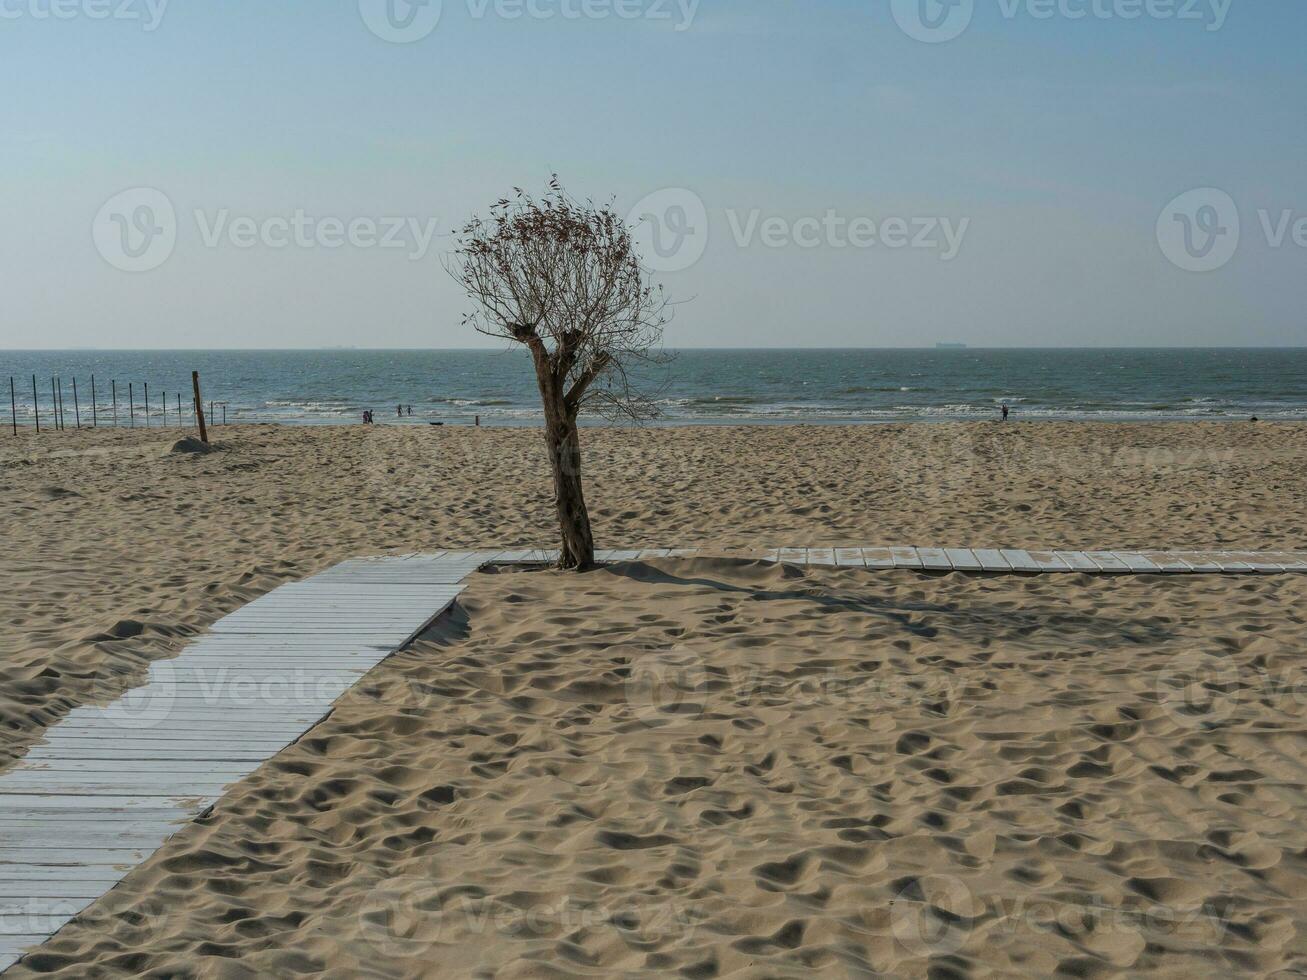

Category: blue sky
[2, 0, 1303, 348]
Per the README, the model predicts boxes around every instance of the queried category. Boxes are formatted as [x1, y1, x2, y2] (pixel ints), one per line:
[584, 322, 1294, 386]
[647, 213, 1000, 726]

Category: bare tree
[453, 177, 670, 570]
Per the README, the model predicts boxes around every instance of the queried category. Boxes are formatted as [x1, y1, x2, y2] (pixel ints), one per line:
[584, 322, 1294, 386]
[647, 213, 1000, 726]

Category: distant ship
[935, 342, 968, 350]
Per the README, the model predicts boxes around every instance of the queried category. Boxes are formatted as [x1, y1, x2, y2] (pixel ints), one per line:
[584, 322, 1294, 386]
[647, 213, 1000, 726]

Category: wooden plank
[1221, 551, 1284, 573]
[0, 848, 162, 866]
[1173, 552, 1223, 572]
[490, 550, 539, 563]
[28, 736, 284, 750]
[595, 550, 644, 562]
[1027, 551, 1072, 572]
[0, 816, 184, 828]
[23, 750, 278, 763]
[46, 724, 308, 736]
[999, 550, 1040, 573]
[778, 549, 808, 564]
[915, 548, 952, 571]
[0, 873, 130, 889]
[1204, 553, 1254, 572]
[243, 590, 462, 602]
[210, 612, 441, 624]
[161, 668, 375, 680]
[0, 825, 187, 848]
[0, 798, 188, 814]
[1085, 552, 1131, 573]
[236, 598, 462, 610]
[1142, 552, 1195, 573]
[177, 653, 391, 663]
[1268, 552, 1307, 571]
[835, 549, 866, 568]
[184, 640, 396, 651]
[1113, 552, 1161, 573]
[59, 709, 324, 724]
[12, 761, 255, 776]
[208, 626, 428, 637]
[305, 573, 470, 584]
[971, 549, 1010, 572]
[0, 777, 240, 794]
[943, 549, 982, 571]
[116, 700, 354, 711]
[277, 578, 460, 589]
[304, 575, 467, 584]
[861, 549, 896, 569]
[53, 717, 320, 731]
[888, 548, 923, 569]
[46, 733, 307, 746]
[807, 549, 837, 566]
[0, 884, 115, 899]
[1054, 551, 1100, 573]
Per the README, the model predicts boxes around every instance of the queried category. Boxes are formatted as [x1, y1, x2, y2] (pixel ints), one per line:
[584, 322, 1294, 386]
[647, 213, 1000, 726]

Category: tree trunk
[544, 406, 595, 570]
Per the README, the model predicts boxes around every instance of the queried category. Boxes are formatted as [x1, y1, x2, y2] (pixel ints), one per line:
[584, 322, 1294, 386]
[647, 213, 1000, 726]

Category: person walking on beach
[1001, 403, 1010, 422]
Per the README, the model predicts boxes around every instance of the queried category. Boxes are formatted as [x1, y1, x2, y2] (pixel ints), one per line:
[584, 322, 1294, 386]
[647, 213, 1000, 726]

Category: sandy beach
[4, 421, 1307, 976]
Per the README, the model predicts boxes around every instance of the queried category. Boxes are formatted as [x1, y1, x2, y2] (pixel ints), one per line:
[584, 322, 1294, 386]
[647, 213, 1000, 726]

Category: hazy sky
[2, 0, 1303, 349]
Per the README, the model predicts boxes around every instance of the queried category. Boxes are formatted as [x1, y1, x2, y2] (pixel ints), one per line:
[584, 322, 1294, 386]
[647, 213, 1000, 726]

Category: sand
[9, 559, 1307, 977]
[3, 421, 1307, 975]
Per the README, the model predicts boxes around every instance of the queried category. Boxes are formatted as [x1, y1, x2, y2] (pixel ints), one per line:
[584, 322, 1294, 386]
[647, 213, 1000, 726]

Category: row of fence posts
[7, 374, 224, 438]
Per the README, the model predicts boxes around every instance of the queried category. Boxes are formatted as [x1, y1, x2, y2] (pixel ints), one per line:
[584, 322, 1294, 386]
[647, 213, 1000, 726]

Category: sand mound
[170, 437, 214, 454]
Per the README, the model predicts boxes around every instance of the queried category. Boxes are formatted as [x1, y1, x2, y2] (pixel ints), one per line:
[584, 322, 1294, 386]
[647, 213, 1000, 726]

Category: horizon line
[4, 345, 1307, 354]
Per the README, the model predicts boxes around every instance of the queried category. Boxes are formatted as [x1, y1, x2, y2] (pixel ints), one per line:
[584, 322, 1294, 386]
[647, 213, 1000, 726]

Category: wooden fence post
[72, 378, 81, 429]
[129, 382, 135, 427]
[192, 372, 209, 444]
[32, 376, 39, 433]
[9, 377, 15, 436]
[91, 376, 97, 427]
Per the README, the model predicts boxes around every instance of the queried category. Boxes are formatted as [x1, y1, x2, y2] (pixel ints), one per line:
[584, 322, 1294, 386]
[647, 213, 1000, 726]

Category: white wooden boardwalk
[0, 552, 483, 972]
[757, 547, 1307, 574]
[4, 543, 1306, 970]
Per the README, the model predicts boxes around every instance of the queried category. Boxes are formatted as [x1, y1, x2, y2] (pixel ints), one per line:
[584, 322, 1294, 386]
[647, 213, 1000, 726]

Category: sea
[3, 349, 1305, 427]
